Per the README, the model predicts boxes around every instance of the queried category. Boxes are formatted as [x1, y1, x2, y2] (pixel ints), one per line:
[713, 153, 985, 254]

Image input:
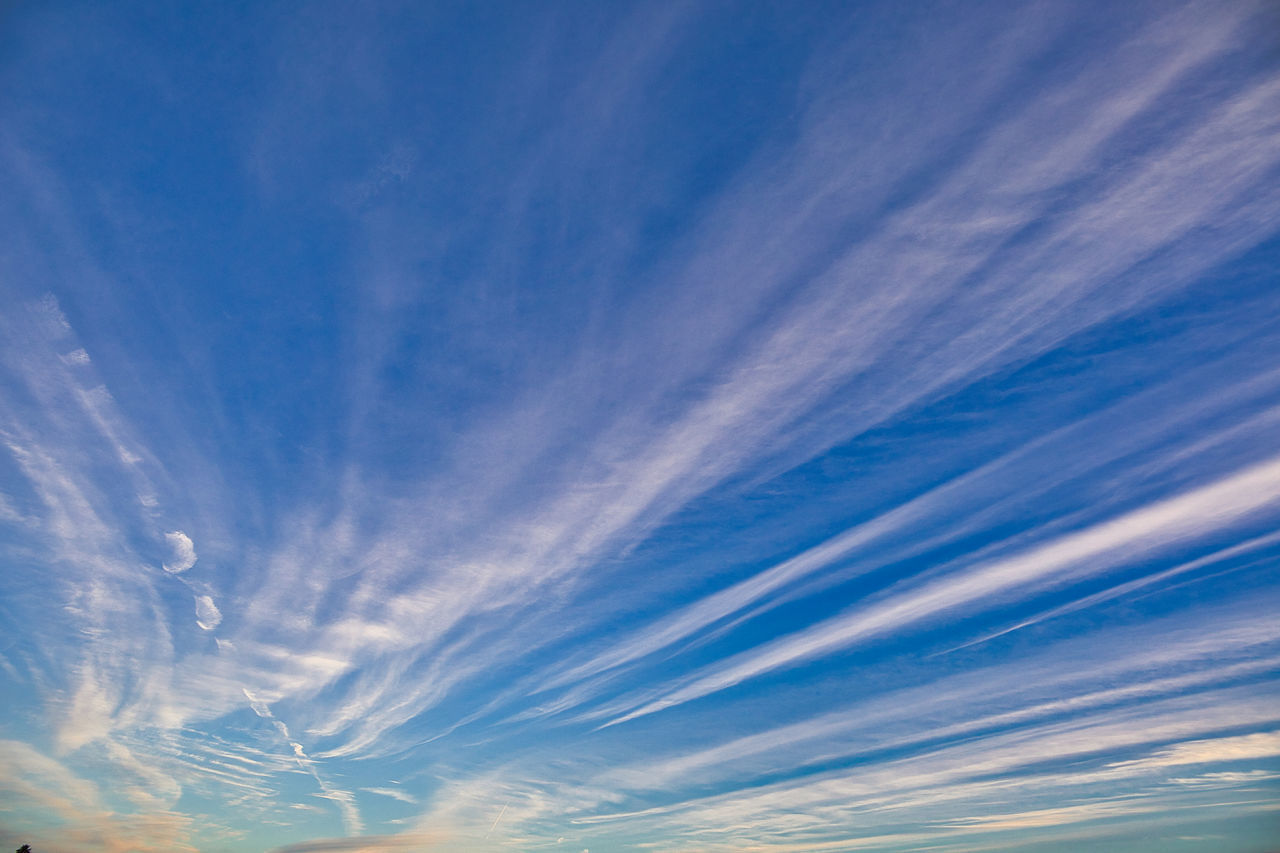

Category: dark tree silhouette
[16, 845, 31, 853]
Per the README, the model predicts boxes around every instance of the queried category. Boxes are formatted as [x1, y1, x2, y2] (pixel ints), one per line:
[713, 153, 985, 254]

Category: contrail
[485, 801, 509, 838]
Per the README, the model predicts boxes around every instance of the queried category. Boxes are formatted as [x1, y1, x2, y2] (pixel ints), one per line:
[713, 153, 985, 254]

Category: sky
[1, 0, 1279, 851]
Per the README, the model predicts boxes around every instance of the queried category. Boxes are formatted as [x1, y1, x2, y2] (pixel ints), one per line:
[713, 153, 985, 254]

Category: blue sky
[1, 0, 1279, 850]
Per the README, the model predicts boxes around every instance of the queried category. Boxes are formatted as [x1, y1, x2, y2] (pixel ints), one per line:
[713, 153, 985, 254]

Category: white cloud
[2, 3, 1278, 850]
[33, 292, 71, 337]
[163, 530, 197, 573]
[604, 455, 1280, 726]
[363, 786, 418, 804]
[1109, 730, 1280, 772]
[195, 595, 223, 630]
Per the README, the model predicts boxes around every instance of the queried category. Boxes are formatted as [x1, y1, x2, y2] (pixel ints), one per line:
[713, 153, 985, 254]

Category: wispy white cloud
[1, 1, 1277, 851]
[243, 0, 1280, 761]
[568, 707, 1280, 849]
[381, 601, 1280, 848]
[599, 456, 1280, 726]
[244, 689, 364, 834]
[362, 787, 417, 805]
[0, 739, 199, 852]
